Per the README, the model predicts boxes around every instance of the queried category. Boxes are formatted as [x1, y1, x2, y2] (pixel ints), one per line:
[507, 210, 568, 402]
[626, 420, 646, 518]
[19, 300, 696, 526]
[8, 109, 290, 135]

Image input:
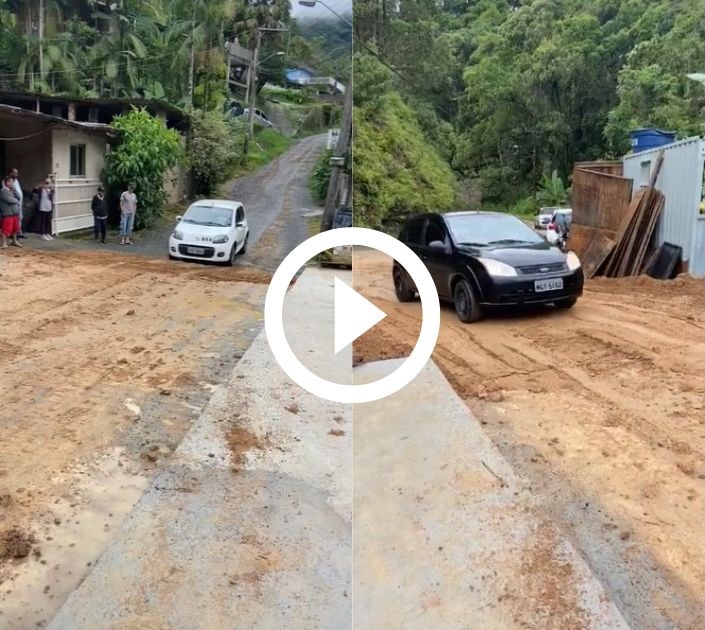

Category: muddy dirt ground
[353, 248, 704, 630]
[0, 137, 323, 628]
[0, 249, 269, 624]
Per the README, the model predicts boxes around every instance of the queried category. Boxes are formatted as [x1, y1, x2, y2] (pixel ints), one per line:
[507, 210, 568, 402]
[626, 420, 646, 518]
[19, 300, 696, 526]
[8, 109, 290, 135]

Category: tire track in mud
[353, 249, 705, 629]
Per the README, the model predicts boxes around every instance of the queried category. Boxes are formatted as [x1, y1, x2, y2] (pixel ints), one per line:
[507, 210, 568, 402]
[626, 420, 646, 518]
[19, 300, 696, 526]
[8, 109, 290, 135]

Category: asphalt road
[24, 134, 326, 272]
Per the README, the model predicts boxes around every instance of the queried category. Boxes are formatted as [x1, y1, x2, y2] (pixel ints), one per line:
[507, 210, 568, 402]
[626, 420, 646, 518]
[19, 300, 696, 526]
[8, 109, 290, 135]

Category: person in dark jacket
[91, 185, 108, 243]
[0, 176, 22, 248]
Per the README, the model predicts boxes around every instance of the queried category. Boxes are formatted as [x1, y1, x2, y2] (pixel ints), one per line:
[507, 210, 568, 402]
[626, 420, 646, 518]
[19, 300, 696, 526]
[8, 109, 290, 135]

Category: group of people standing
[0, 167, 138, 248]
[89, 182, 139, 246]
[0, 167, 51, 249]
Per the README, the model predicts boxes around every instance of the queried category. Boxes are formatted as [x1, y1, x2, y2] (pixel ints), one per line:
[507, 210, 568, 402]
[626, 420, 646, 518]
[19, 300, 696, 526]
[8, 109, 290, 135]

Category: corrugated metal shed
[622, 137, 705, 272]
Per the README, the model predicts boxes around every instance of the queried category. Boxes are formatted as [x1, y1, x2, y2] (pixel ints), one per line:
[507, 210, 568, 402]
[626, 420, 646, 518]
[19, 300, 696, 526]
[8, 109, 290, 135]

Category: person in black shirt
[92, 185, 108, 243]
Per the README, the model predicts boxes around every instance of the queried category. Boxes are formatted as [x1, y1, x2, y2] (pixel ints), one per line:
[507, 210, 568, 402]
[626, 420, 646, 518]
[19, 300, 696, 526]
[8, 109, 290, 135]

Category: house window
[70, 144, 86, 177]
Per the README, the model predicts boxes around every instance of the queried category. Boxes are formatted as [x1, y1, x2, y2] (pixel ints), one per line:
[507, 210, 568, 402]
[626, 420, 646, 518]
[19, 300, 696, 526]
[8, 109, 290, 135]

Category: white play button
[334, 276, 387, 354]
[264, 227, 440, 403]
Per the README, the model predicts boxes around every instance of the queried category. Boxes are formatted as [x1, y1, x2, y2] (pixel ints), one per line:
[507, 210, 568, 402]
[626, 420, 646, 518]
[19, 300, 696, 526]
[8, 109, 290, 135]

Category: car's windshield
[182, 205, 233, 227]
[445, 213, 543, 247]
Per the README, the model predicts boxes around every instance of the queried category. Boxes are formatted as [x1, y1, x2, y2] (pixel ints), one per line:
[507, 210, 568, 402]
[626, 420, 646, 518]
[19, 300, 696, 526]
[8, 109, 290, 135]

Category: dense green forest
[353, 0, 705, 228]
[0, 1, 349, 109]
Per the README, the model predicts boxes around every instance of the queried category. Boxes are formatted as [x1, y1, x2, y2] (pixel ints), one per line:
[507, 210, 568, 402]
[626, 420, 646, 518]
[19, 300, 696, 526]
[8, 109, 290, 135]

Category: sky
[290, 0, 353, 19]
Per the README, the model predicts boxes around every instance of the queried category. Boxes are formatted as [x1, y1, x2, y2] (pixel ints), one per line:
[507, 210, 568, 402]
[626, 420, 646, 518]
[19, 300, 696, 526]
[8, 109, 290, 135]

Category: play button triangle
[334, 276, 387, 354]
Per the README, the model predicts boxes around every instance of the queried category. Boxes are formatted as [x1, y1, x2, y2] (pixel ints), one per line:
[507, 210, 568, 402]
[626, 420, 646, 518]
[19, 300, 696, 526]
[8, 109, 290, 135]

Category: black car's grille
[517, 262, 566, 275]
[178, 244, 215, 258]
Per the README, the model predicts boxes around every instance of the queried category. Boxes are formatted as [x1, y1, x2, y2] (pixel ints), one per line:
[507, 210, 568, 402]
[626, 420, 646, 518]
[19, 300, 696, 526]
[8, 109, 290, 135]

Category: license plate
[535, 278, 563, 292]
[187, 247, 205, 255]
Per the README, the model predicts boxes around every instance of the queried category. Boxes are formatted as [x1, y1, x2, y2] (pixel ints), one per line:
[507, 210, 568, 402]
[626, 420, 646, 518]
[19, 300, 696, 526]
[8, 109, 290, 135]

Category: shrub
[310, 149, 333, 203]
[105, 108, 183, 229]
[189, 111, 247, 196]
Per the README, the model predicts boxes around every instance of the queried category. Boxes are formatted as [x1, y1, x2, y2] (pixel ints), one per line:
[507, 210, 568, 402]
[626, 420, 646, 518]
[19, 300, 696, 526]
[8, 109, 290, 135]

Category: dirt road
[353, 249, 704, 629]
[0, 137, 323, 628]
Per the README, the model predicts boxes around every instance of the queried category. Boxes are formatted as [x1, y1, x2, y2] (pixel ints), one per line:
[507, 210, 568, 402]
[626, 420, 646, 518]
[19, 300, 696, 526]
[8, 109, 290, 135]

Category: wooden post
[248, 29, 262, 138]
[321, 82, 352, 231]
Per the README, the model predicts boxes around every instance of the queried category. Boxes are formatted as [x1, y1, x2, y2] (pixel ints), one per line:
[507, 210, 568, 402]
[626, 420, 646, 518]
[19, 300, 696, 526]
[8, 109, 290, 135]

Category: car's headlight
[212, 234, 229, 244]
[172, 230, 183, 240]
[566, 251, 581, 271]
[478, 258, 517, 277]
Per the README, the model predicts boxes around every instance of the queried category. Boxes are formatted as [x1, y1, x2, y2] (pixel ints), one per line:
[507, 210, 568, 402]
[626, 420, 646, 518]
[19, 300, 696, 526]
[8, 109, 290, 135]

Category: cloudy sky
[290, 0, 353, 18]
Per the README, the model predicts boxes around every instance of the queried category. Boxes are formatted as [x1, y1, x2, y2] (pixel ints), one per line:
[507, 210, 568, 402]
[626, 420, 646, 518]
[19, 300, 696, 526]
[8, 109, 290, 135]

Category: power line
[352, 34, 458, 121]
[0, 49, 178, 80]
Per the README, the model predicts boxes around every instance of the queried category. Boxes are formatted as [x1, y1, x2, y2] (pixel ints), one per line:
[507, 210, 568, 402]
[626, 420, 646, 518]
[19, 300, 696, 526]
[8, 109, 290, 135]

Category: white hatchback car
[169, 200, 249, 265]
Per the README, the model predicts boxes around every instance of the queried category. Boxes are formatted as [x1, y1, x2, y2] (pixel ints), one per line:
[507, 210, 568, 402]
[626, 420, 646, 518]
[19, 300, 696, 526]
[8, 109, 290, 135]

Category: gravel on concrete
[48, 267, 352, 630]
[353, 358, 629, 629]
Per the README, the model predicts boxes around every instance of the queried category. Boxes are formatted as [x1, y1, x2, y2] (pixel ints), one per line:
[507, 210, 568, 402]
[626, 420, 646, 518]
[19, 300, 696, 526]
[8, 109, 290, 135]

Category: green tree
[189, 110, 247, 195]
[535, 170, 569, 207]
[353, 53, 455, 228]
[105, 107, 183, 229]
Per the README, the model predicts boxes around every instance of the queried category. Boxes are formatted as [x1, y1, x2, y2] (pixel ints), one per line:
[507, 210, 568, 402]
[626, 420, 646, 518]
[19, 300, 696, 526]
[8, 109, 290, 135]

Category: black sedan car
[393, 211, 584, 322]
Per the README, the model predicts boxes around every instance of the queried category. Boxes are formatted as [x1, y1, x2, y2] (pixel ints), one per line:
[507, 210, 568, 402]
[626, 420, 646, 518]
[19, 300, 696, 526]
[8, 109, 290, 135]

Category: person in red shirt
[0, 176, 22, 249]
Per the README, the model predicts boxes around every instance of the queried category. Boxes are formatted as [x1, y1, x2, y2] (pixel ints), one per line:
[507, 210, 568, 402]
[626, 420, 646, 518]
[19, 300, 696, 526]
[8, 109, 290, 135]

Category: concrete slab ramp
[353, 359, 630, 629]
[48, 268, 352, 630]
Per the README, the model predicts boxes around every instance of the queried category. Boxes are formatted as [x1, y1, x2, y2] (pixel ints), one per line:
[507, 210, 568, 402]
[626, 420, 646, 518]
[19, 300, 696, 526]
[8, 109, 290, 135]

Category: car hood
[458, 241, 565, 265]
[176, 222, 233, 236]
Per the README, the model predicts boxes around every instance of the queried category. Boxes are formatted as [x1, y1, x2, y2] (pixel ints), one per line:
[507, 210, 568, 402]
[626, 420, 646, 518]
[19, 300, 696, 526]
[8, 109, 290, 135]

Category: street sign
[327, 128, 340, 150]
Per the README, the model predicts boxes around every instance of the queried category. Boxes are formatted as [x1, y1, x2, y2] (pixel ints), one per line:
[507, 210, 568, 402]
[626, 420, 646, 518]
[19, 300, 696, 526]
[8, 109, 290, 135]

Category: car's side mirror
[236, 220, 244, 227]
[175, 215, 182, 222]
[428, 240, 446, 251]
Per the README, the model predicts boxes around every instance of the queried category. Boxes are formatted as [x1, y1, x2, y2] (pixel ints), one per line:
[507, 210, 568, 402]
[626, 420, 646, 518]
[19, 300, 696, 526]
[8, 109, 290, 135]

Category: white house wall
[622, 137, 705, 266]
[51, 128, 107, 233]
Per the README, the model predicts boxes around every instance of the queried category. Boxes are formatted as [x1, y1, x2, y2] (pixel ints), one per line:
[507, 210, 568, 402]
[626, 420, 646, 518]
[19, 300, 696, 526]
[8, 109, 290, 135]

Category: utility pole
[247, 26, 288, 138]
[247, 29, 262, 138]
[321, 81, 352, 231]
[224, 41, 231, 97]
[38, 0, 45, 81]
[188, 3, 196, 111]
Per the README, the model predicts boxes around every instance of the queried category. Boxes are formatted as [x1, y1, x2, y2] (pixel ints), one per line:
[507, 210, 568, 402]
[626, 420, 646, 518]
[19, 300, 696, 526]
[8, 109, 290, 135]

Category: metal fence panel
[623, 138, 705, 264]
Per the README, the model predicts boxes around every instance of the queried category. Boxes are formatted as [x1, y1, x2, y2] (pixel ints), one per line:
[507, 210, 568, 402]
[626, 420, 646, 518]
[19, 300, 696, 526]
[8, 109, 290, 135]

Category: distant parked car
[242, 108, 274, 128]
[169, 200, 249, 266]
[534, 207, 571, 230]
[393, 211, 584, 322]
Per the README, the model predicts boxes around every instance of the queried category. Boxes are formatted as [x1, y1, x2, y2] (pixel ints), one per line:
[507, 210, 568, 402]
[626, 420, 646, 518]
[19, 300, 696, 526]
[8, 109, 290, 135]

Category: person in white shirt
[119, 182, 138, 245]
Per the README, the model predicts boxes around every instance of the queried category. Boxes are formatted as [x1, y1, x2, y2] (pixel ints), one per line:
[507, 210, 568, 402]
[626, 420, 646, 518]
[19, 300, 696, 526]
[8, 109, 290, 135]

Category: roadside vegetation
[104, 108, 183, 229]
[238, 128, 295, 174]
[0, 1, 348, 223]
[309, 149, 333, 204]
[353, 0, 704, 226]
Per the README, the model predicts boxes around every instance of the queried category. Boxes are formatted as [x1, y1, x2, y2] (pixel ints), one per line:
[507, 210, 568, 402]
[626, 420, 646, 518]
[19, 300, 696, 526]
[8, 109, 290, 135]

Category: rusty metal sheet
[570, 224, 616, 278]
[571, 168, 633, 231]
[574, 161, 623, 176]
[582, 232, 616, 278]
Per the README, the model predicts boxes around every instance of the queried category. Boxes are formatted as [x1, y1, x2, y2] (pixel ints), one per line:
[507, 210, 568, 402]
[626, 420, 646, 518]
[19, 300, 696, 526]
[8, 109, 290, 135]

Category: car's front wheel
[393, 267, 415, 302]
[225, 244, 237, 266]
[555, 296, 578, 309]
[453, 278, 482, 323]
[239, 232, 248, 255]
